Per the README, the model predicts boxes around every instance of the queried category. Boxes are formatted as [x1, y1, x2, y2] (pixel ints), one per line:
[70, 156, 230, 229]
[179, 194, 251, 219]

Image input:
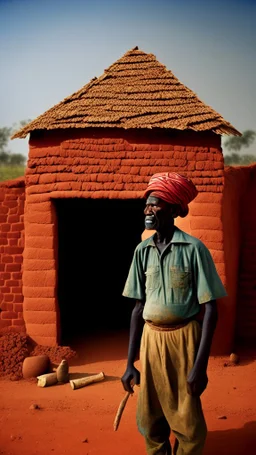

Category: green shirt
[122, 227, 227, 323]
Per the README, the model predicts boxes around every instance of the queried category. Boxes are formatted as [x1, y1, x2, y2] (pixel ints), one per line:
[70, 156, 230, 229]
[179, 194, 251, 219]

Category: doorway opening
[55, 198, 145, 345]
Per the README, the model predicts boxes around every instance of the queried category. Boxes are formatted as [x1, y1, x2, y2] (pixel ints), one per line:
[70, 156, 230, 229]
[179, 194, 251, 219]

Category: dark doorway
[55, 198, 145, 345]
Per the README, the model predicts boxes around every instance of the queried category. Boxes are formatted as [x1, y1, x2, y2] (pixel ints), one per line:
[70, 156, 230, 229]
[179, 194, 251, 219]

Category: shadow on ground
[66, 329, 130, 366]
[205, 421, 256, 455]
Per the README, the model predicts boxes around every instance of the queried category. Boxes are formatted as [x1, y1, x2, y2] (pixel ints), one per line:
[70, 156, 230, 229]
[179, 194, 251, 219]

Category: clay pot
[56, 359, 69, 383]
[229, 353, 239, 364]
[22, 355, 50, 379]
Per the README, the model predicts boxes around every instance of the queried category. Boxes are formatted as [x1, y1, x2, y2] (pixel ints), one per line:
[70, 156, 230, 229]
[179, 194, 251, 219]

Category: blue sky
[1, 0, 255, 156]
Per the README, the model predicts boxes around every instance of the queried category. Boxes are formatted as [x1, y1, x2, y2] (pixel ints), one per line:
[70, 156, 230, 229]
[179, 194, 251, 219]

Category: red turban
[143, 172, 198, 217]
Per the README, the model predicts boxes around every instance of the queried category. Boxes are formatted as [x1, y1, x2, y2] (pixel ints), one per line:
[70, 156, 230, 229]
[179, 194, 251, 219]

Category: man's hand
[187, 367, 208, 397]
[121, 365, 140, 394]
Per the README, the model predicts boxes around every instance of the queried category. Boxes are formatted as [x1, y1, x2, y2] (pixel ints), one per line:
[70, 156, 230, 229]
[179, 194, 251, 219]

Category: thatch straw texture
[12, 47, 241, 139]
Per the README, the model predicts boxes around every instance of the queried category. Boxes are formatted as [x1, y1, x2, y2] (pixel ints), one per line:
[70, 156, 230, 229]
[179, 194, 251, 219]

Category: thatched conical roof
[12, 46, 241, 139]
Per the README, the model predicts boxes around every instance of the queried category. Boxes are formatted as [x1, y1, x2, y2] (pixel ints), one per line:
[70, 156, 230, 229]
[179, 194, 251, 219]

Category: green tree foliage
[224, 153, 256, 166]
[0, 120, 30, 167]
[224, 129, 256, 152]
[0, 120, 30, 181]
[223, 129, 256, 166]
[0, 126, 12, 151]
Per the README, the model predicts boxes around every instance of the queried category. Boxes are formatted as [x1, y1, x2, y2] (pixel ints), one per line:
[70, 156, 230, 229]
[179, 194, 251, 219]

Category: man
[121, 172, 227, 455]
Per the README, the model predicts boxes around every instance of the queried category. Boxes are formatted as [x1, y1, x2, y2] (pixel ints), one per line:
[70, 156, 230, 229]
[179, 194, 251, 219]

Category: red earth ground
[0, 330, 255, 455]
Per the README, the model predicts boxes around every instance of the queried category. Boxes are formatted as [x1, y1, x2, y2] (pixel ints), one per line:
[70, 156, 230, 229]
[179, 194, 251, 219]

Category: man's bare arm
[121, 300, 145, 393]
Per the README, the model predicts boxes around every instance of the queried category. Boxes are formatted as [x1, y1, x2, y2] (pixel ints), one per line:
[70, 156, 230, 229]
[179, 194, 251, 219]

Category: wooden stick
[70, 372, 105, 390]
[113, 390, 132, 431]
[37, 373, 58, 387]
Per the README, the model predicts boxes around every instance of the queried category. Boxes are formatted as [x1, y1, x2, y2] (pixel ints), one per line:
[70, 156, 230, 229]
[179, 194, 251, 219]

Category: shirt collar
[144, 226, 191, 247]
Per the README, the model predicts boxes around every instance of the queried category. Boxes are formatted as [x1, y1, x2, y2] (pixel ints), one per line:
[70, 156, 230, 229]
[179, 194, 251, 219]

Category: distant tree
[224, 129, 256, 152]
[0, 126, 12, 151]
[0, 120, 30, 166]
[9, 153, 27, 166]
[224, 153, 256, 166]
[0, 150, 11, 165]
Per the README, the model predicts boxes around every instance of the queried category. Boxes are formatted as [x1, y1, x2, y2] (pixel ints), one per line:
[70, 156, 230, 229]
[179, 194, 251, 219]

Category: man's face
[144, 195, 173, 230]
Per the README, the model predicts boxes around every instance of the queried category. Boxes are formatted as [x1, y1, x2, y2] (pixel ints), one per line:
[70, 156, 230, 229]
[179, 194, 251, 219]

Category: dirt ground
[0, 330, 255, 455]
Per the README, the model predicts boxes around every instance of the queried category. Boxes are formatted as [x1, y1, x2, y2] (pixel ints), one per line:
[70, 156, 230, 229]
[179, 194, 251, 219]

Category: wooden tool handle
[113, 391, 132, 431]
[70, 372, 105, 390]
[37, 373, 58, 387]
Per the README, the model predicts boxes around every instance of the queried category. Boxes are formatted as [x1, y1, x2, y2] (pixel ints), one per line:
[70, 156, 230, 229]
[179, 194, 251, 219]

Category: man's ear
[171, 205, 180, 218]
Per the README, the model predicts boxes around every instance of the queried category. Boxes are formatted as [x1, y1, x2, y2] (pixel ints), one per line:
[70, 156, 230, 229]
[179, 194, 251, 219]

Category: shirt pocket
[145, 266, 160, 291]
[169, 266, 191, 304]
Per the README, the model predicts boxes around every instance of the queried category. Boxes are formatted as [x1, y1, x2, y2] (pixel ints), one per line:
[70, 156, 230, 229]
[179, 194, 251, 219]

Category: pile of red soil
[30, 344, 76, 364]
[0, 332, 29, 380]
[0, 331, 76, 380]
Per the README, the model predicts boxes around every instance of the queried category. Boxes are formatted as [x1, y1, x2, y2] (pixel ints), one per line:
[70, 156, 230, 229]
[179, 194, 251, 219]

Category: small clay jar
[56, 359, 69, 383]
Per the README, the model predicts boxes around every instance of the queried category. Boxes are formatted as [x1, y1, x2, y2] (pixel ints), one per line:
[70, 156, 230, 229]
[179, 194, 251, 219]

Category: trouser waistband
[145, 317, 194, 332]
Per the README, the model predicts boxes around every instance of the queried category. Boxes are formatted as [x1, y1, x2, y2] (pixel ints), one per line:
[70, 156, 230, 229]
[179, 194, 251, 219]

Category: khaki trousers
[136, 321, 207, 455]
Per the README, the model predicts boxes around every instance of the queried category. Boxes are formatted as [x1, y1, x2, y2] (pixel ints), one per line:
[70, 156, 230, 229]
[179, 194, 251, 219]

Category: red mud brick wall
[176, 192, 229, 355]
[0, 177, 25, 334]
[23, 128, 226, 349]
[26, 129, 224, 196]
[220, 166, 250, 351]
[178, 164, 256, 352]
[235, 164, 256, 343]
[175, 164, 256, 353]
[22, 199, 59, 347]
